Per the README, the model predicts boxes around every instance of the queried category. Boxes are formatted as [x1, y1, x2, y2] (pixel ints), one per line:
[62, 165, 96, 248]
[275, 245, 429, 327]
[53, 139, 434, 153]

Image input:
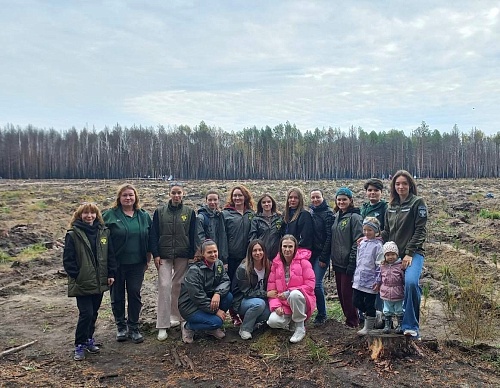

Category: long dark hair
[389, 170, 417, 204]
[243, 239, 270, 281]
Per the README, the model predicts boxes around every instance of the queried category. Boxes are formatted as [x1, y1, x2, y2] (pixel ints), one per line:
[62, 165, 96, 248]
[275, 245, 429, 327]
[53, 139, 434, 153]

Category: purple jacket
[352, 238, 382, 294]
[379, 259, 404, 301]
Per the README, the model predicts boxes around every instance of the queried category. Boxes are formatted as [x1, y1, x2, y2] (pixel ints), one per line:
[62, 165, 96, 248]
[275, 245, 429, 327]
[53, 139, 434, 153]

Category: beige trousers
[156, 258, 188, 329]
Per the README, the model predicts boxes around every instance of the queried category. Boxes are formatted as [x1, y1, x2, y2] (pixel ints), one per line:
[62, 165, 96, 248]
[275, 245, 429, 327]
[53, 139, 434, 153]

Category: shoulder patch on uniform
[418, 205, 427, 218]
[100, 237, 108, 245]
[181, 214, 188, 222]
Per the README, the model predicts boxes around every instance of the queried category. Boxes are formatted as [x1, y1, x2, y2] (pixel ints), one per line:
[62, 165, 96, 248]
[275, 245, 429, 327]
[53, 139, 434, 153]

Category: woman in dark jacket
[283, 187, 313, 251]
[325, 187, 363, 328]
[232, 240, 271, 340]
[103, 183, 152, 344]
[63, 203, 116, 361]
[179, 240, 233, 343]
[249, 194, 283, 260]
[309, 189, 334, 325]
[381, 170, 427, 339]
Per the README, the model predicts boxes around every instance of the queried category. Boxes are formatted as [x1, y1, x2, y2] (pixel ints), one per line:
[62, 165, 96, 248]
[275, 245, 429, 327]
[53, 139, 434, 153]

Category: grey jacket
[178, 259, 231, 320]
[248, 213, 284, 260]
[329, 208, 363, 275]
[381, 193, 427, 257]
[196, 206, 228, 263]
[222, 207, 254, 260]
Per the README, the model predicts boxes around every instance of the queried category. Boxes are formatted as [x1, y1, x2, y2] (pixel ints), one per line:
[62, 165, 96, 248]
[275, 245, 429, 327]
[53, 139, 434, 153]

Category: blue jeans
[311, 256, 328, 318]
[402, 253, 424, 333]
[185, 293, 233, 332]
[238, 298, 270, 333]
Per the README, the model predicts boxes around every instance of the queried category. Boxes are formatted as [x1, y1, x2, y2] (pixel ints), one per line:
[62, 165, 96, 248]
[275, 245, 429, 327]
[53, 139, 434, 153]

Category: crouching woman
[267, 235, 316, 343]
[178, 240, 233, 343]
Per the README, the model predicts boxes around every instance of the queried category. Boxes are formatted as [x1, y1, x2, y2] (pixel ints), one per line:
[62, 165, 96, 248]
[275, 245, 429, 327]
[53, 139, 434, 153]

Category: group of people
[62, 169, 427, 361]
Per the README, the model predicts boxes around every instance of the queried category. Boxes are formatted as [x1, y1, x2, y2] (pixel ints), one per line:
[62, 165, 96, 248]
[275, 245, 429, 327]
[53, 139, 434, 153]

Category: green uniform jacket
[178, 259, 230, 320]
[65, 225, 113, 297]
[381, 193, 427, 257]
[102, 207, 152, 264]
[360, 200, 388, 230]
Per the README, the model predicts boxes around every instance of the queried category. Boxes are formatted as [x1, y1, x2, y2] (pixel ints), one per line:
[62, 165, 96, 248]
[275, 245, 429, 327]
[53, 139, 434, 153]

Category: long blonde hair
[284, 187, 306, 223]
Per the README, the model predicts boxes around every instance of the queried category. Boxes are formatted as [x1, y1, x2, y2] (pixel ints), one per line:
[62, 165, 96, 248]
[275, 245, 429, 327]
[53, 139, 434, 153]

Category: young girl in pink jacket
[267, 235, 316, 343]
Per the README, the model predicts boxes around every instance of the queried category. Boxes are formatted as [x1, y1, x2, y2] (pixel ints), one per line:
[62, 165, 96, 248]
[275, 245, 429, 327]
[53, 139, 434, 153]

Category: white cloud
[1, 0, 499, 134]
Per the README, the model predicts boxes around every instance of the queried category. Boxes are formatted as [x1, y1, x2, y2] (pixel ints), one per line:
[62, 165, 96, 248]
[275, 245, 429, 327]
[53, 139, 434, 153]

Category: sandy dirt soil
[0, 179, 499, 387]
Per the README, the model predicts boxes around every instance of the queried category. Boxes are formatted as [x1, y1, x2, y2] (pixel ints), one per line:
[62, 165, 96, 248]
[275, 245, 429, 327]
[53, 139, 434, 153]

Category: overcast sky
[1, 1, 499, 135]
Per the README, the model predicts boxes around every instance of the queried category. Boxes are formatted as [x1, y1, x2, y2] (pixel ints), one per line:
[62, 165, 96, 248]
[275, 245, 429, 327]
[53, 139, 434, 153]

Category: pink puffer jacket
[267, 248, 316, 319]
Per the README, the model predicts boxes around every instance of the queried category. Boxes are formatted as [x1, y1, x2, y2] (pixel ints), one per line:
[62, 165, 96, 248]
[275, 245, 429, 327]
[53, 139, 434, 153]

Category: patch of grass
[18, 243, 47, 260]
[249, 330, 282, 360]
[442, 263, 498, 345]
[27, 201, 49, 211]
[0, 204, 11, 214]
[305, 337, 329, 362]
[470, 193, 484, 201]
[0, 190, 25, 200]
[0, 249, 13, 264]
[479, 208, 500, 220]
[42, 321, 51, 333]
[326, 300, 344, 322]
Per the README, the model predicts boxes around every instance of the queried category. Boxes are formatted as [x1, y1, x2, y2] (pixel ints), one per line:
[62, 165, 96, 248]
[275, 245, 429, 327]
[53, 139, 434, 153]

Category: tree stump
[365, 329, 438, 360]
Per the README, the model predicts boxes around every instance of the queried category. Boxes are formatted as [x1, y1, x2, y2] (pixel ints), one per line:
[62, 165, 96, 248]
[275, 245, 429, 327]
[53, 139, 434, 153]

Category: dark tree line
[1, 121, 499, 180]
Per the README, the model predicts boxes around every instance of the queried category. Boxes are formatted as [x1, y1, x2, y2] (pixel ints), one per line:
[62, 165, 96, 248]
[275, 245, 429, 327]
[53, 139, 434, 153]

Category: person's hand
[275, 307, 284, 316]
[154, 257, 161, 271]
[107, 278, 114, 286]
[319, 261, 327, 268]
[215, 309, 226, 321]
[402, 255, 413, 270]
[267, 290, 278, 298]
[223, 264, 228, 271]
[210, 293, 221, 311]
[372, 283, 380, 292]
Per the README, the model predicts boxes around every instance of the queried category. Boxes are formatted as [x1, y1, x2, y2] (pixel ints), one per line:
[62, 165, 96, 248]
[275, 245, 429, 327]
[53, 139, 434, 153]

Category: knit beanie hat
[335, 187, 353, 198]
[383, 241, 399, 256]
[363, 217, 380, 234]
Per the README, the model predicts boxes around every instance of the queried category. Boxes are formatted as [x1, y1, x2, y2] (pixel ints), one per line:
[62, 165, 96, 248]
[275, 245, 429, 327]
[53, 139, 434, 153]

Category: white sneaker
[239, 329, 252, 340]
[207, 328, 225, 339]
[170, 320, 181, 328]
[157, 329, 168, 341]
[289, 327, 306, 343]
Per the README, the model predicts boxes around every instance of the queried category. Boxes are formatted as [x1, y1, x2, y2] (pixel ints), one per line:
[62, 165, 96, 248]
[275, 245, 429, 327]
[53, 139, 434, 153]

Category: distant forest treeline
[1, 121, 499, 180]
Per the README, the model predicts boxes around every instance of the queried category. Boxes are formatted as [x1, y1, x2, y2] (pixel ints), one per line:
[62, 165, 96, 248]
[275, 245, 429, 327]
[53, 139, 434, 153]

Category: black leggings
[352, 289, 376, 317]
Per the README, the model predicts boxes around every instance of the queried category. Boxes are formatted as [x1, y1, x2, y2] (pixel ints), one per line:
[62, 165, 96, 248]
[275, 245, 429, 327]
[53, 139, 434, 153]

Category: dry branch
[0, 340, 37, 357]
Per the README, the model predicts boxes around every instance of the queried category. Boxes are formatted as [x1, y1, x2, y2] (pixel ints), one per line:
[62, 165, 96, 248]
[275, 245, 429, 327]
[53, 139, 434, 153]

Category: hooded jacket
[196, 205, 228, 263]
[232, 262, 269, 313]
[379, 258, 404, 301]
[178, 259, 231, 320]
[222, 207, 254, 260]
[63, 220, 117, 297]
[267, 248, 316, 319]
[248, 213, 284, 260]
[352, 238, 383, 294]
[310, 201, 334, 264]
[381, 193, 427, 257]
[360, 200, 387, 230]
[330, 208, 363, 275]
